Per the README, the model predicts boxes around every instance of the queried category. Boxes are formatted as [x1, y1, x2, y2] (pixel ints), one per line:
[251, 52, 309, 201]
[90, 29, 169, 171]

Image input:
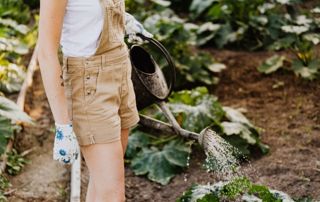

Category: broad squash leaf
[189, 0, 216, 18]
[0, 96, 33, 123]
[164, 87, 224, 133]
[258, 55, 286, 74]
[0, 63, 25, 93]
[292, 59, 320, 80]
[125, 129, 152, 159]
[221, 122, 256, 144]
[131, 139, 191, 185]
[222, 107, 253, 128]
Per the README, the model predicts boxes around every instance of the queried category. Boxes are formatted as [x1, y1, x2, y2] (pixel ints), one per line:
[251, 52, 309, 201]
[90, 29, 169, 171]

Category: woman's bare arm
[37, 0, 70, 124]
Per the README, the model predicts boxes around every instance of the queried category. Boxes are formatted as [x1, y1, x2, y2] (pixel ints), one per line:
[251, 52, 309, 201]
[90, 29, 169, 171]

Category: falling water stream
[201, 128, 242, 180]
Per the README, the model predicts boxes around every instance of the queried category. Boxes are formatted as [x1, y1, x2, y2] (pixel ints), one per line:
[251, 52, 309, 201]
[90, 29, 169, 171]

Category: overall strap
[94, 0, 126, 56]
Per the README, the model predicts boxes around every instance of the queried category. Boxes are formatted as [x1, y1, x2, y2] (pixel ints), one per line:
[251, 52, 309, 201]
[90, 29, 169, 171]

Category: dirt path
[7, 70, 69, 202]
[6, 49, 320, 201]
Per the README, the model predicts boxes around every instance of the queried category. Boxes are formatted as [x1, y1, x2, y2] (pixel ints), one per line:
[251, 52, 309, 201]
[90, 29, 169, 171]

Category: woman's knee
[80, 141, 125, 201]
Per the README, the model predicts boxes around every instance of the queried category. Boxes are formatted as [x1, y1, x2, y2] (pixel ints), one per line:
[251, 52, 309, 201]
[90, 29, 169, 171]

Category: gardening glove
[125, 12, 153, 44]
[53, 123, 80, 165]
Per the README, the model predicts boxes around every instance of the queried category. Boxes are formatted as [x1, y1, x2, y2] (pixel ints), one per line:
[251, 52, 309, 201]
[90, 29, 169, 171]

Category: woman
[37, 0, 152, 201]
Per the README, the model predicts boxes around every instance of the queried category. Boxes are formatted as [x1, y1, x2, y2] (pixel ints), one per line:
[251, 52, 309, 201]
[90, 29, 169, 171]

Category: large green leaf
[0, 63, 25, 93]
[125, 129, 152, 159]
[0, 18, 29, 34]
[167, 96, 224, 133]
[189, 0, 216, 17]
[196, 22, 221, 45]
[222, 107, 269, 155]
[0, 37, 29, 55]
[257, 55, 286, 74]
[0, 116, 14, 154]
[0, 96, 33, 123]
[221, 122, 256, 144]
[166, 88, 225, 133]
[131, 139, 191, 185]
[222, 107, 253, 128]
[292, 59, 320, 80]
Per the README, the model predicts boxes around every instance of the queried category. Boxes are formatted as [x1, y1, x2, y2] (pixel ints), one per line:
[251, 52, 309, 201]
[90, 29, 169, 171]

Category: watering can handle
[136, 33, 176, 100]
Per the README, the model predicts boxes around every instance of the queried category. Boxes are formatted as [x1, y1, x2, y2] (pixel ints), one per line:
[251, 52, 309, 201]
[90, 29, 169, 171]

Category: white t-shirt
[60, 0, 104, 57]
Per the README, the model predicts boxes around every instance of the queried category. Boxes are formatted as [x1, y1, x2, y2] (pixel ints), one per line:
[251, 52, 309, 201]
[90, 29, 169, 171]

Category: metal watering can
[128, 34, 216, 150]
[129, 34, 176, 110]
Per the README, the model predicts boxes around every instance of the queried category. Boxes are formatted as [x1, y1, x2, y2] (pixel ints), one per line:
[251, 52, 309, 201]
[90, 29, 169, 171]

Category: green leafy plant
[126, 129, 193, 185]
[0, 0, 38, 93]
[0, 0, 31, 23]
[0, 63, 25, 93]
[0, 96, 33, 155]
[258, 51, 320, 80]
[130, 136, 192, 185]
[0, 175, 11, 202]
[185, 0, 319, 52]
[6, 148, 29, 176]
[258, 55, 286, 74]
[164, 87, 269, 156]
[126, 87, 268, 184]
[177, 177, 293, 202]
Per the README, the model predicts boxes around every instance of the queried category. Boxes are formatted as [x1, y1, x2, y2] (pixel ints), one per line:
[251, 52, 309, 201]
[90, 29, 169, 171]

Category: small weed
[0, 175, 11, 202]
[6, 149, 29, 176]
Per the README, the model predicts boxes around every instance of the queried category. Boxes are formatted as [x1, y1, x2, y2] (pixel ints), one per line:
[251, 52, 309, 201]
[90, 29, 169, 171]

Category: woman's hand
[124, 12, 153, 43]
[53, 123, 80, 164]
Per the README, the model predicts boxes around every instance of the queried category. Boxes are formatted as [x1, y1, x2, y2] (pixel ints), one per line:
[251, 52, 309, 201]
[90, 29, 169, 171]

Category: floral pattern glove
[125, 12, 153, 43]
[53, 123, 80, 165]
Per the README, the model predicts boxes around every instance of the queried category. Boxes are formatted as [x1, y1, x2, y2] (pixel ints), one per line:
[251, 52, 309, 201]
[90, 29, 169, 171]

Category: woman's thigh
[81, 141, 125, 199]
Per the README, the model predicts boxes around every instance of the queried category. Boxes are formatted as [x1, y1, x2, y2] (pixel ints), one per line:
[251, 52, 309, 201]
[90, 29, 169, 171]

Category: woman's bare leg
[81, 141, 125, 202]
[84, 128, 130, 202]
[85, 175, 96, 202]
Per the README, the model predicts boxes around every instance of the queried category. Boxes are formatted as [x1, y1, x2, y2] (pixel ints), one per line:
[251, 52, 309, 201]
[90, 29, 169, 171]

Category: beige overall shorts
[61, 0, 140, 146]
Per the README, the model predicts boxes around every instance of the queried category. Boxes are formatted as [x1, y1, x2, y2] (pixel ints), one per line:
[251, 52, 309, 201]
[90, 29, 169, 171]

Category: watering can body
[129, 35, 176, 110]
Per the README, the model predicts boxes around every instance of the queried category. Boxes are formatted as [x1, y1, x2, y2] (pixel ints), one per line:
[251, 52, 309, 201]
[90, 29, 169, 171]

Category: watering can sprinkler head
[199, 127, 214, 147]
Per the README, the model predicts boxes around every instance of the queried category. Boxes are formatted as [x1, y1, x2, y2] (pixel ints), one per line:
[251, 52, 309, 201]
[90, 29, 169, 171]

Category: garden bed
[5, 49, 320, 201]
